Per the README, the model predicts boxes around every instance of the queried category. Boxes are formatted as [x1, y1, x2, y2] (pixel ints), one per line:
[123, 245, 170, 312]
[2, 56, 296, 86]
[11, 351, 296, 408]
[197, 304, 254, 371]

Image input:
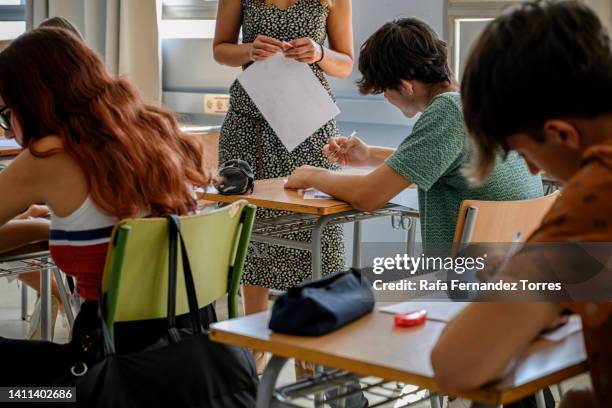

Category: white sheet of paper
[379, 302, 470, 322]
[299, 185, 418, 205]
[238, 54, 340, 152]
[389, 188, 419, 210]
[541, 315, 582, 342]
[193, 185, 219, 195]
[302, 188, 332, 200]
[0, 138, 19, 149]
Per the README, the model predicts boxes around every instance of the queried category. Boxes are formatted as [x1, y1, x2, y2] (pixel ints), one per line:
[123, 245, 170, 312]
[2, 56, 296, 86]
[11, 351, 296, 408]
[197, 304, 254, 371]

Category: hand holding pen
[323, 130, 370, 166]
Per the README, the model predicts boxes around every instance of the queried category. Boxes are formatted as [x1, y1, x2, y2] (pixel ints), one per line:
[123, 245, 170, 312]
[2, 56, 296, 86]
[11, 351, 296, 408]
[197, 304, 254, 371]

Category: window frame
[0, 1, 25, 22]
[0, 0, 25, 43]
[445, 0, 525, 80]
[162, 0, 218, 20]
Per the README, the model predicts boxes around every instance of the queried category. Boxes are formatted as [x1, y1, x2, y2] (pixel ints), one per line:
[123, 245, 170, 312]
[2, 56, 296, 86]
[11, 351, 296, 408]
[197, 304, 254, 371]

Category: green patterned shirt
[386, 92, 543, 246]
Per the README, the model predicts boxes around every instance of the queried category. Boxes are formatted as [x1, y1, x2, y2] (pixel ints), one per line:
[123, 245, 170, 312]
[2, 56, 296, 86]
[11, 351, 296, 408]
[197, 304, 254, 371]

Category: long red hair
[0, 28, 209, 218]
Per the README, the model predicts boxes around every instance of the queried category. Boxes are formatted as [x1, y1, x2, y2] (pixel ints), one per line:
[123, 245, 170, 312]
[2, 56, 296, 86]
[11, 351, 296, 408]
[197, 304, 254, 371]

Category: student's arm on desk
[431, 302, 562, 392]
[0, 219, 50, 252]
[286, 163, 411, 212]
[0, 150, 48, 226]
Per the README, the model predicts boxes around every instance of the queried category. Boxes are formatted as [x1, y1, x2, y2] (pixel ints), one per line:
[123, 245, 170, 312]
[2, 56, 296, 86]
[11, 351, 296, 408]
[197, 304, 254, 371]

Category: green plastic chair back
[101, 200, 256, 340]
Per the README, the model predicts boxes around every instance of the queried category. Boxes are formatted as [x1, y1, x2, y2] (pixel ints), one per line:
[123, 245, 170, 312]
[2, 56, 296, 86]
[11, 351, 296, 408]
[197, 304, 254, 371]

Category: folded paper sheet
[379, 301, 470, 322]
[381, 302, 582, 341]
[301, 185, 418, 211]
[303, 188, 333, 200]
[238, 54, 340, 152]
[389, 188, 419, 210]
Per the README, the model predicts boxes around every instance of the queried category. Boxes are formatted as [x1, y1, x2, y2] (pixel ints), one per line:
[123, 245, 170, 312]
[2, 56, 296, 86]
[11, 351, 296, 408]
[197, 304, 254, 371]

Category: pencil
[328, 130, 358, 162]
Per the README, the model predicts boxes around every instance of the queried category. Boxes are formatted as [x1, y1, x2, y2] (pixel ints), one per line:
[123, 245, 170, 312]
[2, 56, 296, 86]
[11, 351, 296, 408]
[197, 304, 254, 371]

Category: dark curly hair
[357, 18, 451, 95]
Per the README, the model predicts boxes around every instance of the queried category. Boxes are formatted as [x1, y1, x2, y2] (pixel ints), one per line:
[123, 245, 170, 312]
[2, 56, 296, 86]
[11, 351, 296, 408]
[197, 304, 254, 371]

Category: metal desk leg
[20, 283, 28, 320]
[337, 385, 347, 408]
[314, 364, 325, 405]
[257, 355, 289, 408]
[406, 216, 417, 258]
[310, 215, 334, 280]
[352, 221, 362, 269]
[40, 262, 52, 341]
[310, 215, 337, 404]
[52, 268, 74, 328]
[535, 389, 546, 408]
[556, 383, 564, 399]
[430, 392, 442, 408]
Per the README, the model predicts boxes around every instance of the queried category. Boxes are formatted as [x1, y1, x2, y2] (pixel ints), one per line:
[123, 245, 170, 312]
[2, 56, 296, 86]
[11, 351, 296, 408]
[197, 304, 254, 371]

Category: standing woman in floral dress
[213, 0, 354, 359]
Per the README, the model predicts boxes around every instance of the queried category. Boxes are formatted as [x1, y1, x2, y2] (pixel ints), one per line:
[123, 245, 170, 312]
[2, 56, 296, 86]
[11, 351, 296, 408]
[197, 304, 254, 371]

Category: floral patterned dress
[219, 0, 346, 290]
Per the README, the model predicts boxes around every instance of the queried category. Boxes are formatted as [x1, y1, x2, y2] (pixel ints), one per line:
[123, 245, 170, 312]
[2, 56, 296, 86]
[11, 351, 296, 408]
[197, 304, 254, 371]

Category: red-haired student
[0, 27, 210, 382]
[0, 16, 85, 340]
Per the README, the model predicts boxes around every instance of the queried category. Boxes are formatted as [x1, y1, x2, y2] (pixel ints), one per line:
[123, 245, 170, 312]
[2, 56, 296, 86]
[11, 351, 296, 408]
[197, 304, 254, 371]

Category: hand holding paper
[249, 35, 291, 62]
[283, 37, 323, 64]
[238, 53, 340, 152]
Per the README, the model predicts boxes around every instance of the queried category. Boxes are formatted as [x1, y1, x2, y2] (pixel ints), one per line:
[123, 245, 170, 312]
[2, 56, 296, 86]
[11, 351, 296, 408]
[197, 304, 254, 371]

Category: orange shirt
[527, 140, 612, 407]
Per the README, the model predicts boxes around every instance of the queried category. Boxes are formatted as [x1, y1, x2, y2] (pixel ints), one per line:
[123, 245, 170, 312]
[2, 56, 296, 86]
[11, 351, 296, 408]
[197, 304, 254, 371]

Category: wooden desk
[210, 310, 587, 407]
[0, 242, 49, 259]
[202, 178, 353, 215]
[200, 178, 418, 277]
[0, 243, 56, 341]
[0, 136, 22, 157]
[0, 147, 21, 157]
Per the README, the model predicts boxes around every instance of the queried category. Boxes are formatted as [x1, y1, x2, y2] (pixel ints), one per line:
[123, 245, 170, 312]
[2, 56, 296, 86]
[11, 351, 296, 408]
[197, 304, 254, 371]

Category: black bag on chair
[269, 269, 375, 336]
[75, 215, 258, 408]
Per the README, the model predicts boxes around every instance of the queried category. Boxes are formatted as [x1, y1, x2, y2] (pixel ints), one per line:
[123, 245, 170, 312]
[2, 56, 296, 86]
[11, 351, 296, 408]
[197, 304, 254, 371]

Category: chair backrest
[453, 191, 560, 245]
[101, 200, 256, 338]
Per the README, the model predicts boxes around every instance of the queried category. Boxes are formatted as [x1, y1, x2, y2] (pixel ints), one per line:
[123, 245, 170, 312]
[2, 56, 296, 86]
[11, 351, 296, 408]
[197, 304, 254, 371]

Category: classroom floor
[0, 277, 591, 407]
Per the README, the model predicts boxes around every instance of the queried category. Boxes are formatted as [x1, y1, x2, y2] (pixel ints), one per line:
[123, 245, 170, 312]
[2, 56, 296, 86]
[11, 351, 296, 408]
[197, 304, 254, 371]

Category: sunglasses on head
[0, 106, 11, 131]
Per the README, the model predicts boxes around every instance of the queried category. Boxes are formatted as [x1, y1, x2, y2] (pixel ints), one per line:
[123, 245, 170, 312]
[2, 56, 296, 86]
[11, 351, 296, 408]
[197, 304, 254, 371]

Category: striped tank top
[49, 197, 118, 300]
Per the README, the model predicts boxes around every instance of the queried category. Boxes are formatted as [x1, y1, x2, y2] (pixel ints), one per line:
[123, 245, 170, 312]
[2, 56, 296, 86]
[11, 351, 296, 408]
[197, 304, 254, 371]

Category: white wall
[328, 0, 445, 98]
[455, 18, 491, 81]
[162, 0, 445, 125]
[586, 0, 611, 32]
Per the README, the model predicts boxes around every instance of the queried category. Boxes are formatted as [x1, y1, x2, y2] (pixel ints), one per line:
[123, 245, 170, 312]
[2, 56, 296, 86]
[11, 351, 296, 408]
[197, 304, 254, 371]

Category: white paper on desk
[379, 302, 470, 322]
[389, 188, 419, 210]
[193, 186, 219, 194]
[541, 315, 582, 342]
[302, 188, 332, 200]
[0, 138, 19, 149]
[238, 54, 340, 152]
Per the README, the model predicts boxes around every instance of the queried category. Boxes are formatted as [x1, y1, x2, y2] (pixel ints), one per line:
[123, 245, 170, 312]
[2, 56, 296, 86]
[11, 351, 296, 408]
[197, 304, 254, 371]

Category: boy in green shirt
[286, 18, 543, 247]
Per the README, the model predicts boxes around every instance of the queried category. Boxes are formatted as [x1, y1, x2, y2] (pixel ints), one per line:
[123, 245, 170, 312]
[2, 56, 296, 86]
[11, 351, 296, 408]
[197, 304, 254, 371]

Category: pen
[506, 231, 522, 260]
[329, 130, 358, 162]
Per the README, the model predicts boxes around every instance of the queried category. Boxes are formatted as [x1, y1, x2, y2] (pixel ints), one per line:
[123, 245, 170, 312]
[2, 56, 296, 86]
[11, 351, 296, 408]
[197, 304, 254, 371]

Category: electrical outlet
[204, 94, 230, 115]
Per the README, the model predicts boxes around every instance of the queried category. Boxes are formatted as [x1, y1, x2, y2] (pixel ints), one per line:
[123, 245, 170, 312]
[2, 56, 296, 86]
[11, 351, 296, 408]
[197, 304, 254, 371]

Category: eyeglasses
[0, 106, 11, 131]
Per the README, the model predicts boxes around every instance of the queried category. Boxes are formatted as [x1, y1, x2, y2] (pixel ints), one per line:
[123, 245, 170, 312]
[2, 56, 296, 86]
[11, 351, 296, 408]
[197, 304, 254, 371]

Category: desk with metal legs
[0, 243, 74, 341]
[210, 310, 587, 408]
[200, 178, 419, 279]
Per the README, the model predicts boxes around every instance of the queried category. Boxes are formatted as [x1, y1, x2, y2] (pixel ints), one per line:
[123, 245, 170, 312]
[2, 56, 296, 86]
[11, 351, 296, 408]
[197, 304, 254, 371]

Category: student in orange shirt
[431, 1, 612, 407]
